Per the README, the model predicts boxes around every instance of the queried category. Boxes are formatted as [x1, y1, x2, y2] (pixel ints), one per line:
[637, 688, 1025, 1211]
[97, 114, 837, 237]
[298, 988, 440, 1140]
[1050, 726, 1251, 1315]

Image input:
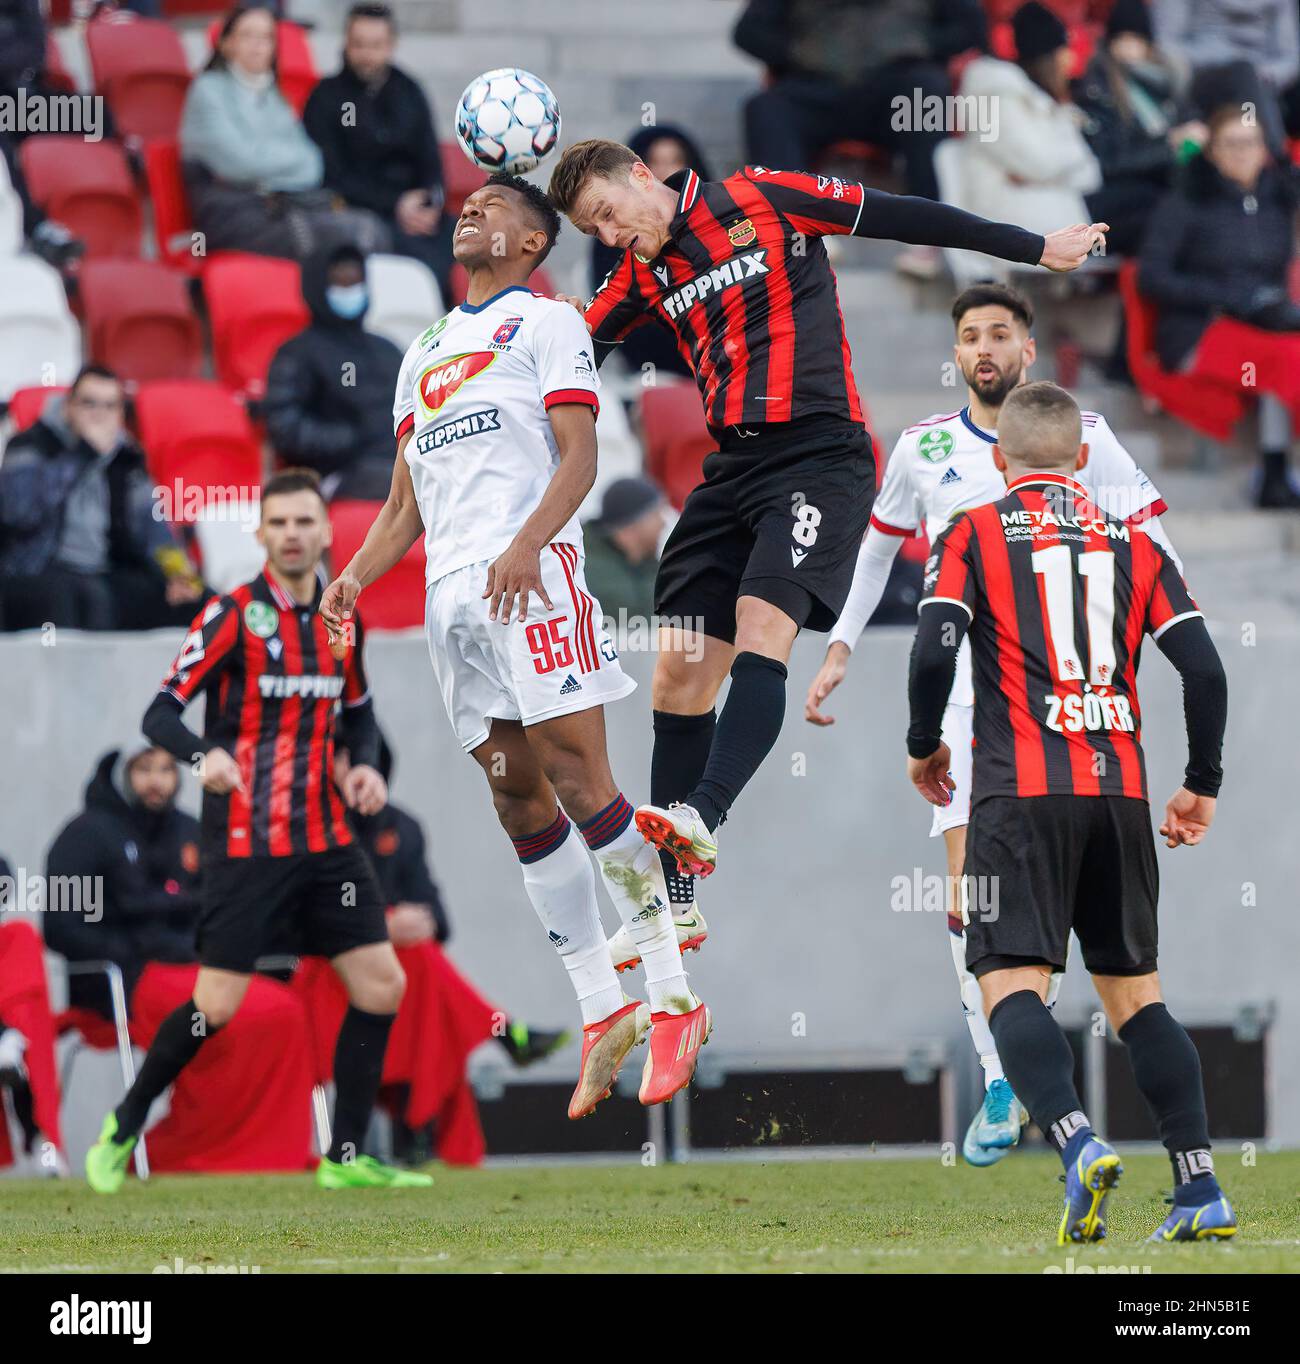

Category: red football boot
[638, 998, 712, 1106]
[567, 1000, 651, 1120]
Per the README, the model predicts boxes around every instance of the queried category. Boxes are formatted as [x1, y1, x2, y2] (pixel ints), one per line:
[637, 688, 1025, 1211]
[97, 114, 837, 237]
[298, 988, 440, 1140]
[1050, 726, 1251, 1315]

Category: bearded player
[320, 174, 710, 1120]
[804, 284, 1181, 1167]
[86, 470, 429, 1192]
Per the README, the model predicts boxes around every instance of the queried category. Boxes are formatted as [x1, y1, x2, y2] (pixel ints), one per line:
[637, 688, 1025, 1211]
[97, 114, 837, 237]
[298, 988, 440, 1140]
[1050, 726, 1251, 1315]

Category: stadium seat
[87, 14, 191, 143]
[18, 137, 142, 259]
[43, 34, 78, 96]
[203, 252, 309, 397]
[204, 18, 319, 114]
[328, 500, 427, 629]
[640, 381, 714, 511]
[0, 258, 82, 400]
[365, 253, 445, 350]
[441, 141, 486, 220]
[135, 380, 264, 518]
[142, 137, 201, 274]
[1119, 261, 1246, 441]
[80, 260, 203, 384]
[192, 503, 266, 593]
[5, 385, 68, 432]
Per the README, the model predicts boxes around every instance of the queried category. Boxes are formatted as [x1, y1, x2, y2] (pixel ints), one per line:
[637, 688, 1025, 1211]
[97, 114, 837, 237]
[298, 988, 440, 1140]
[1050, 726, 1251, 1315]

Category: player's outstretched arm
[1039, 222, 1110, 271]
[1153, 615, 1227, 848]
[320, 431, 423, 642]
[483, 402, 597, 623]
[807, 527, 905, 725]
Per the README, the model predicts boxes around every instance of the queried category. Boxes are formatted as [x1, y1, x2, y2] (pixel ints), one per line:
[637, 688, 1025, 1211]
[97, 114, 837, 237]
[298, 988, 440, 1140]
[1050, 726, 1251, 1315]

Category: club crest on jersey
[491, 316, 523, 349]
[727, 217, 756, 247]
[417, 351, 497, 416]
[243, 600, 278, 639]
[918, 429, 954, 462]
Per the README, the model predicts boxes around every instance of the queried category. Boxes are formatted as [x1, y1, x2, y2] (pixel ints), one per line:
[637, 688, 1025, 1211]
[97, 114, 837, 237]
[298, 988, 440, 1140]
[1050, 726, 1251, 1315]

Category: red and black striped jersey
[584, 167, 1042, 431]
[158, 569, 370, 858]
[922, 474, 1202, 803]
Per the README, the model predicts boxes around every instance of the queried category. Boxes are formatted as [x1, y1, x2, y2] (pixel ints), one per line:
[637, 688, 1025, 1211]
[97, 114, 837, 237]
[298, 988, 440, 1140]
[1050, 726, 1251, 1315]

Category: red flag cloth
[293, 941, 499, 1167]
[1190, 318, 1300, 414]
[0, 920, 64, 1166]
[129, 963, 314, 1172]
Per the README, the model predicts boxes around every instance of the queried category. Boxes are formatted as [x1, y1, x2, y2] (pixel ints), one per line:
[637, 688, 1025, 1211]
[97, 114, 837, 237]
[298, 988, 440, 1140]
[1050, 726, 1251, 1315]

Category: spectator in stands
[735, 0, 986, 279]
[43, 746, 201, 1018]
[582, 476, 665, 621]
[589, 125, 708, 381]
[954, 3, 1101, 267]
[304, 3, 451, 296]
[180, 5, 388, 262]
[1153, 0, 1299, 157]
[1139, 105, 1300, 508]
[0, 366, 204, 632]
[1074, 0, 1206, 257]
[263, 241, 403, 500]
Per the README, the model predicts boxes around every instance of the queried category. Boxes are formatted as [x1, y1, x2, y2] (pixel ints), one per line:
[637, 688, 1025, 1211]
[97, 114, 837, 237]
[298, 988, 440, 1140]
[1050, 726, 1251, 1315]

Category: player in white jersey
[804, 284, 1181, 1165]
[320, 174, 711, 1120]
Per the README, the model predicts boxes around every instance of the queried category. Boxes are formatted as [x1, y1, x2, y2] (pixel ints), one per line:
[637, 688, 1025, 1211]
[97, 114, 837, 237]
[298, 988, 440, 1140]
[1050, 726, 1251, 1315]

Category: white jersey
[870, 405, 1166, 705]
[393, 286, 600, 584]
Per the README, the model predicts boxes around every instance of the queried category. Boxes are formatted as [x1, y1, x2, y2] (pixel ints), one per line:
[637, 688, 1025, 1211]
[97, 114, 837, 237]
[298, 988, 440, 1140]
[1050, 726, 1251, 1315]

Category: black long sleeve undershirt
[907, 602, 968, 759]
[906, 606, 1227, 798]
[142, 691, 210, 765]
[853, 187, 1044, 266]
[1154, 616, 1227, 798]
[339, 696, 380, 772]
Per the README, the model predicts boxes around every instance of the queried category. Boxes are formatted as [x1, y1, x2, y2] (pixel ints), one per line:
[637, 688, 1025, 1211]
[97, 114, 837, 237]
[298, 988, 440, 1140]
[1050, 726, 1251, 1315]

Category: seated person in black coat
[44, 747, 201, 1018]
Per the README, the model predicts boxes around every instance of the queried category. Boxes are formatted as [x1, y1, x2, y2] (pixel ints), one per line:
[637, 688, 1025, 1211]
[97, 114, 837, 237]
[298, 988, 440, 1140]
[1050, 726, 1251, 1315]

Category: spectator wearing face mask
[262, 241, 404, 500]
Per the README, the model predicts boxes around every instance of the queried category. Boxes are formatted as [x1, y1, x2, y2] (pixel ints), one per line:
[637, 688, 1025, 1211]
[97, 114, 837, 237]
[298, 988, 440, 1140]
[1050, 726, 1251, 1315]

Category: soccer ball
[454, 68, 561, 176]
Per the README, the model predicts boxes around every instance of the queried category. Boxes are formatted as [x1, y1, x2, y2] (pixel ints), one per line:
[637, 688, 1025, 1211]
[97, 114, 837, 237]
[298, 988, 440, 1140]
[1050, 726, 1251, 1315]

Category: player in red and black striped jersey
[906, 383, 1235, 1244]
[548, 139, 1108, 908]
[85, 471, 431, 1195]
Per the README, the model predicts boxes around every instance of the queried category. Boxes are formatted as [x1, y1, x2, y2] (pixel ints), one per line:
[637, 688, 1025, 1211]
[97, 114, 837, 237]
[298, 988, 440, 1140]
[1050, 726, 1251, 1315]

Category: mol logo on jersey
[417, 351, 497, 416]
[660, 250, 769, 320]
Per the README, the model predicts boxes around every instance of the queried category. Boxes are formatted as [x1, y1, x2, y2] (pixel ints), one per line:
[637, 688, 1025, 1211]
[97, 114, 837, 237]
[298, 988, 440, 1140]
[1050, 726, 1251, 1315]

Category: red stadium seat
[441, 141, 486, 220]
[1119, 261, 1246, 441]
[80, 260, 203, 384]
[143, 137, 202, 274]
[19, 137, 142, 259]
[5, 385, 67, 432]
[203, 252, 309, 397]
[135, 380, 263, 517]
[204, 18, 319, 115]
[328, 500, 427, 629]
[640, 381, 714, 511]
[87, 14, 191, 143]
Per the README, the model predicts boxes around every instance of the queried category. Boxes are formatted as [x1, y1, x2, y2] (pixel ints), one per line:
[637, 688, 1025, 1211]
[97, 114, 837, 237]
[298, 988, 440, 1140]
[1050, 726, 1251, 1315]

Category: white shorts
[425, 542, 636, 752]
[929, 702, 973, 837]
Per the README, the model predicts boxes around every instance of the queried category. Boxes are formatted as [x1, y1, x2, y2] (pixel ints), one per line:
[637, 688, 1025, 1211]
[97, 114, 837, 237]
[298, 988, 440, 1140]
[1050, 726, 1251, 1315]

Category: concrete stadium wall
[2, 600, 1297, 1146]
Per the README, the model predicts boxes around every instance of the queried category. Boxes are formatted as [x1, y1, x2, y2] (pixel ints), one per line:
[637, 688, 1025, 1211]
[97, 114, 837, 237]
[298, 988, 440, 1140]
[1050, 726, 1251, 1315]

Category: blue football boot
[962, 1078, 1024, 1166]
[1149, 1188, 1237, 1242]
[1057, 1135, 1123, 1244]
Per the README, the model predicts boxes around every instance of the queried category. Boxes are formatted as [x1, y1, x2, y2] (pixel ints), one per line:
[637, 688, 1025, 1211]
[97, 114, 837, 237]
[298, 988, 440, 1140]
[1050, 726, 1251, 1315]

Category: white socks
[581, 796, 694, 1016]
[513, 809, 623, 1026]
[950, 930, 1005, 1086]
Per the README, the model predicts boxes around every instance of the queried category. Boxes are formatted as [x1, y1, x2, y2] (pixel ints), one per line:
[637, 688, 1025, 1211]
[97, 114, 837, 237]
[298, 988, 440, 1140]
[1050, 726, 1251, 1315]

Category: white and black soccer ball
[454, 68, 561, 176]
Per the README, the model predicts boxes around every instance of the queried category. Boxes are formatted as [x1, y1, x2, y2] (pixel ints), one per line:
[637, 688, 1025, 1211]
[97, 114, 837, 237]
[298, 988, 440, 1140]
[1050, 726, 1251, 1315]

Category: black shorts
[963, 795, 1159, 979]
[653, 414, 875, 642]
[198, 843, 389, 974]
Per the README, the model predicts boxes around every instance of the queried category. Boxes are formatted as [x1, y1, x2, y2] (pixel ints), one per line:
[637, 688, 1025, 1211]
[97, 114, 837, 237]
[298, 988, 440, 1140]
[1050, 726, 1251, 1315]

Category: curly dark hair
[487, 171, 561, 265]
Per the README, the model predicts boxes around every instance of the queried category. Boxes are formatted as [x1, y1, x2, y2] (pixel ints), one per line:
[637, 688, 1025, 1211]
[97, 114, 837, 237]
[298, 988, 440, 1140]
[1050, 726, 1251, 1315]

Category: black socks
[327, 1004, 396, 1164]
[988, 989, 1088, 1156]
[1119, 1002, 1215, 1192]
[651, 708, 715, 902]
[114, 997, 215, 1141]
[688, 652, 788, 833]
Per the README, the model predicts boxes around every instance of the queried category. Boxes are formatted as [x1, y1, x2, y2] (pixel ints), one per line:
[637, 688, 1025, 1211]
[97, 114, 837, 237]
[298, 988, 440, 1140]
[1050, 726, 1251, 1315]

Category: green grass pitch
[3, 1151, 1297, 1273]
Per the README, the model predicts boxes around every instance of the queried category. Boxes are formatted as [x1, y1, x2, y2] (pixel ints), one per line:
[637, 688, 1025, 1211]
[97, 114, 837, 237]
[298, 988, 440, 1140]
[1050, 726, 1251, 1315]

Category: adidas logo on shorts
[559, 674, 582, 696]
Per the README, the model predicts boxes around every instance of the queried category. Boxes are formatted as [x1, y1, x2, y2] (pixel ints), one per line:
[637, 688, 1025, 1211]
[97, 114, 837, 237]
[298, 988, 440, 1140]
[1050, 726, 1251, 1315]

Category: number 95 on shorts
[424, 541, 637, 752]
